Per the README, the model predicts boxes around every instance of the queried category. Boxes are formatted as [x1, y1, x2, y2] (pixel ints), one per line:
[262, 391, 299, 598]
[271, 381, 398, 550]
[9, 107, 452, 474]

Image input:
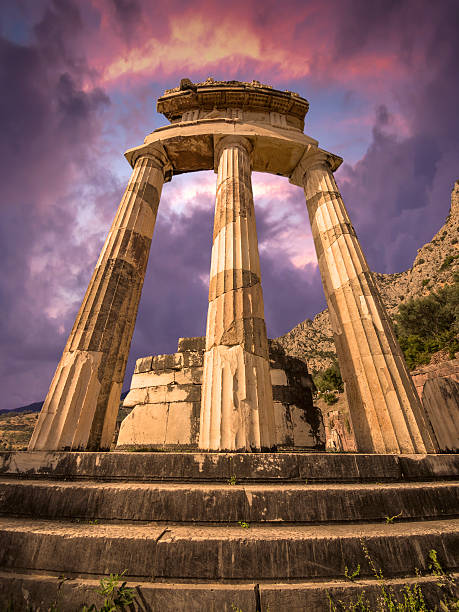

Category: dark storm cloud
[336, 0, 459, 273]
[0, 1, 111, 409]
[109, 0, 142, 41]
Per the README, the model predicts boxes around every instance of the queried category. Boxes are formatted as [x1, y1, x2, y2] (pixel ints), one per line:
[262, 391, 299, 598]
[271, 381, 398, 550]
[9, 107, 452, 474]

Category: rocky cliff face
[276, 181, 459, 372]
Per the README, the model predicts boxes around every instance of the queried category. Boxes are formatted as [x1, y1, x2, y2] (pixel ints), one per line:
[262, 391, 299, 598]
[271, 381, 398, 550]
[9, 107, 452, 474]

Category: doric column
[28, 146, 171, 451]
[199, 136, 275, 450]
[293, 151, 437, 453]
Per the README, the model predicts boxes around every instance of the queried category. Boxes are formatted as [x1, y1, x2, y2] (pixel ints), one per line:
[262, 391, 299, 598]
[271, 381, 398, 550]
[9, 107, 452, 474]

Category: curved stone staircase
[0, 451, 458, 611]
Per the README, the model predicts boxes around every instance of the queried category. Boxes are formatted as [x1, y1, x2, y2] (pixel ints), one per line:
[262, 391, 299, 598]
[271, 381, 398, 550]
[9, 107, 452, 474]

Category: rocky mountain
[276, 181, 459, 373]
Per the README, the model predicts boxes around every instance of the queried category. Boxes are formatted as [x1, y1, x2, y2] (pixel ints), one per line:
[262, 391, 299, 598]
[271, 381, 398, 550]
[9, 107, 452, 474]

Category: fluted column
[29, 146, 170, 451]
[296, 152, 437, 453]
[199, 136, 275, 450]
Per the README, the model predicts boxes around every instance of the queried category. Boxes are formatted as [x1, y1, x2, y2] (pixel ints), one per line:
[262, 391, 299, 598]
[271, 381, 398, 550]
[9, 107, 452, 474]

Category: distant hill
[0, 401, 43, 416]
[0, 393, 132, 450]
[275, 180, 459, 372]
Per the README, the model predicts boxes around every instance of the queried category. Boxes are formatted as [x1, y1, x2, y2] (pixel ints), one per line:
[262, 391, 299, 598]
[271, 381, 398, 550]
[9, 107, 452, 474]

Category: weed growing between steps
[327, 545, 459, 611]
[80, 571, 136, 611]
[385, 511, 403, 524]
[3, 572, 137, 612]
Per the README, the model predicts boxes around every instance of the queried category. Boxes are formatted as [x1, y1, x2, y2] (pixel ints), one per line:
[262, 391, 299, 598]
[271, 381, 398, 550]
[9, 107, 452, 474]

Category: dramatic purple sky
[1, 0, 458, 409]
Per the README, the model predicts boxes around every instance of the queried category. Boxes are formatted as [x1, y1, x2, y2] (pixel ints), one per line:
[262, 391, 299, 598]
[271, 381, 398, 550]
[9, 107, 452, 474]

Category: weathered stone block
[146, 385, 168, 404]
[422, 377, 459, 451]
[164, 402, 196, 445]
[122, 387, 148, 408]
[291, 405, 316, 447]
[134, 356, 152, 374]
[273, 402, 293, 446]
[165, 384, 201, 403]
[151, 353, 183, 372]
[182, 351, 204, 367]
[272, 385, 291, 403]
[130, 371, 175, 389]
[270, 369, 288, 386]
[117, 403, 168, 447]
[177, 337, 206, 352]
[175, 367, 203, 385]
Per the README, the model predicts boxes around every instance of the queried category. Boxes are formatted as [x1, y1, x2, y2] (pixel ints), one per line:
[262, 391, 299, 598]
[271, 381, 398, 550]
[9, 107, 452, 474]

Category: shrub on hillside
[394, 277, 459, 369]
[313, 363, 344, 393]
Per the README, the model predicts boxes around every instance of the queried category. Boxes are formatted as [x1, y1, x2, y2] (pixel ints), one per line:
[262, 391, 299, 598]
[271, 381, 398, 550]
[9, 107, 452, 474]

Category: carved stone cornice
[130, 142, 173, 182]
[157, 79, 309, 131]
[289, 147, 343, 187]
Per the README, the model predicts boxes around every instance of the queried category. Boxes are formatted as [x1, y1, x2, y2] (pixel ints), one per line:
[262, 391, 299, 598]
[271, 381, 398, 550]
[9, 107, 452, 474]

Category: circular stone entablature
[157, 78, 309, 131]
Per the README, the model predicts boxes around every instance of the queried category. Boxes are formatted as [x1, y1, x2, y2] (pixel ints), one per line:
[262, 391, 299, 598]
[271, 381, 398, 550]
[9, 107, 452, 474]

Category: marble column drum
[28, 147, 170, 451]
[199, 136, 276, 450]
[301, 155, 437, 454]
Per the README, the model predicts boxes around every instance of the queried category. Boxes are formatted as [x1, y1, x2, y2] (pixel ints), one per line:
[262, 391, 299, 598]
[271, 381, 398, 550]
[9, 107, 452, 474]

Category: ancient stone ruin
[28, 78, 438, 455]
[0, 79, 457, 610]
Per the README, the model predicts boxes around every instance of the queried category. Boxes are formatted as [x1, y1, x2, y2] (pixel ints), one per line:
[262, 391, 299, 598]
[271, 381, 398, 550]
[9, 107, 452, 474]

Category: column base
[199, 345, 275, 451]
[28, 350, 103, 451]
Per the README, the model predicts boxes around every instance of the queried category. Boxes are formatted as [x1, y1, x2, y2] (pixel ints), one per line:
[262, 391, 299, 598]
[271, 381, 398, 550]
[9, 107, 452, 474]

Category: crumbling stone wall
[116, 338, 325, 450]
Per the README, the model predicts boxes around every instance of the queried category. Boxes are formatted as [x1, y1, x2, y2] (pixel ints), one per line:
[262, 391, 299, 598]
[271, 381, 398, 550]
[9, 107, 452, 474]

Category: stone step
[1, 451, 458, 483]
[1, 517, 458, 581]
[1, 570, 458, 612]
[1, 479, 458, 524]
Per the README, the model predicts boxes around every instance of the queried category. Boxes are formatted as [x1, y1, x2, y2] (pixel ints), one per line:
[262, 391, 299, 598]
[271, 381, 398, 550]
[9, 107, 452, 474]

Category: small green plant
[88, 519, 99, 525]
[323, 391, 339, 405]
[327, 544, 458, 611]
[231, 605, 244, 612]
[428, 549, 457, 602]
[238, 521, 250, 529]
[81, 570, 136, 611]
[421, 278, 430, 287]
[385, 511, 402, 524]
[344, 563, 361, 582]
[439, 254, 458, 270]
[417, 258, 425, 265]
[228, 475, 237, 485]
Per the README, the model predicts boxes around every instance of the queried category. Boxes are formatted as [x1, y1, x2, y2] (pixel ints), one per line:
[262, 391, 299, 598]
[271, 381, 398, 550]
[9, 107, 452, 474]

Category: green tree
[313, 362, 344, 393]
[394, 277, 459, 369]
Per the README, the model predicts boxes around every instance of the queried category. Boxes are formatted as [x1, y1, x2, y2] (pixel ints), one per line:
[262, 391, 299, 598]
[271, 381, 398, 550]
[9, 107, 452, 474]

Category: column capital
[128, 143, 173, 182]
[289, 146, 342, 187]
[213, 135, 253, 172]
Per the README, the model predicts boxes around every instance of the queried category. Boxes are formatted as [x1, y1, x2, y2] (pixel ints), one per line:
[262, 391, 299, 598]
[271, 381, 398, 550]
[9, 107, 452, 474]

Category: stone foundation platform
[0, 451, 458, 610]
